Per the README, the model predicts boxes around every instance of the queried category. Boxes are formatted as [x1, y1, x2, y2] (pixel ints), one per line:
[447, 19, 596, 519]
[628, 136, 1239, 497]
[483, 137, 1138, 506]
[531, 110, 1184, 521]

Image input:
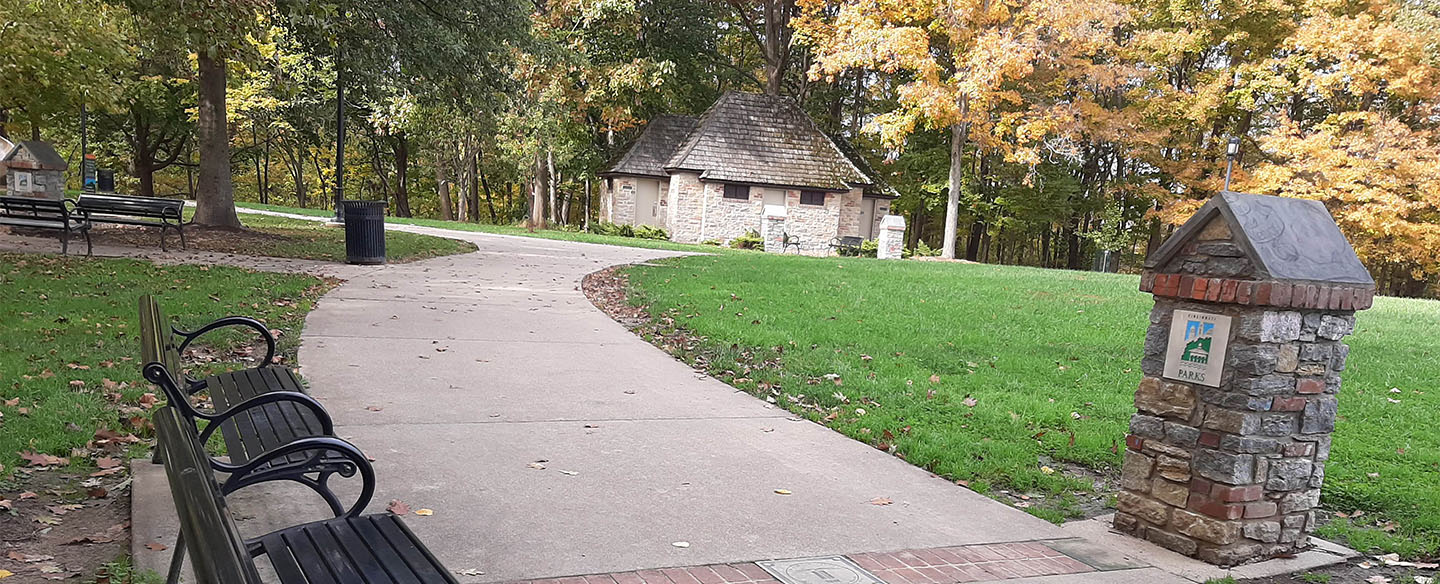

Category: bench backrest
[139, 295, 185, 389]
[0, 196, 73, 222]
[76, 194, 183, 219]
[154, 406, 264, 584]
[837, 236, 863, 246]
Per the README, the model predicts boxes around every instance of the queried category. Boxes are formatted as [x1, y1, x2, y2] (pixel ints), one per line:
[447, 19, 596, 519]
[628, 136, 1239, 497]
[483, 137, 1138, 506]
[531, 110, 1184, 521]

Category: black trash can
[341, 200, 387, 265]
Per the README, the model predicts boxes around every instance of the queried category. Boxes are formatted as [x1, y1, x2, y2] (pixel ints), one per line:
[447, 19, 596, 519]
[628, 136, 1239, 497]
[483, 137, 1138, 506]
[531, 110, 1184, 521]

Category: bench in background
[0, 196, 91, 255]
[76, 194, 186, 250]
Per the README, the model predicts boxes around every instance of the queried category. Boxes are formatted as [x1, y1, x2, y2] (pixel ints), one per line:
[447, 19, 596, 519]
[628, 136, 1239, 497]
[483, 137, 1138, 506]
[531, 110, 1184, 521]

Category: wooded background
[3, 0, 1438, 295]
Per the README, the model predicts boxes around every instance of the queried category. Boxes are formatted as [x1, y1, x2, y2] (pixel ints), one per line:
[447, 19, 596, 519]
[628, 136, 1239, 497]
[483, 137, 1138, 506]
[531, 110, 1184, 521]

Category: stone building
[600, 92, 898, 254]
[3, 141, 68, 200]
[1119, 192, 1375, 566]
[0, 135, 14, 190]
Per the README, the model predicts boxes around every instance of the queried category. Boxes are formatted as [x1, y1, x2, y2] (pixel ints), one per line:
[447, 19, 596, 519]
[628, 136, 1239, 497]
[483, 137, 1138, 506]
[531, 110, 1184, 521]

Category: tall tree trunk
[477, 146, 498, 223]
[528, 151, 547, 229]
[546, 149, 557, 225]
[393, 132, 411, 217]
[193, 52, 241, 227]
[435, 156, 453, 221]
[262, 127, 271, 205]
[468, 142, 480, 222]
[1040, 225, 1051, 268]
[942, 117, 968, 259]
[1065, 218, 1083, 270]
[964, 220, 983, 262]
[251, 120, 267, 204]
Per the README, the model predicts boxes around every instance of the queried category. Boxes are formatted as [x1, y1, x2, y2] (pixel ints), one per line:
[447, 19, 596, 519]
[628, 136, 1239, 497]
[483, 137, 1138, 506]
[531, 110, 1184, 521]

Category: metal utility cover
[757, 556, 886, 584]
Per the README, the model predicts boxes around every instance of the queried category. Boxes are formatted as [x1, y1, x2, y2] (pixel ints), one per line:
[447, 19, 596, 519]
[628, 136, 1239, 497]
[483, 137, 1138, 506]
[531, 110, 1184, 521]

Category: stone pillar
[877, 215, 906, 259]
[1115, 193, 1375, 566]
[762, 204, 787, 254]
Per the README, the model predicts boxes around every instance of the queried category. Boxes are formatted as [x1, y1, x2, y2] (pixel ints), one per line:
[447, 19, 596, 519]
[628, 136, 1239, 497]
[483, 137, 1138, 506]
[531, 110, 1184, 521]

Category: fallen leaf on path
[95, 457, 120, 469]
[456, 569, 486, 576]
[774, 489, 792, 495]
[387, 500, 411, 515]
[87, 487, 109, 499]
[19, 492, 36, 500]
[559, 470, 578, 476]
[145, 542, 168, 551]
[366, 406, 383, 412]
[869, 497, 893, 506]
[527, 461, 547, 470]
[1367, 576, 1391, 584]
[90, 467, 123, 478]
[414, 509, 433, 516]
[672, 542, 690, 548]
[8, 551, 54, 563]
[0, 569, 11, 579]
[0, 500, 9, 510]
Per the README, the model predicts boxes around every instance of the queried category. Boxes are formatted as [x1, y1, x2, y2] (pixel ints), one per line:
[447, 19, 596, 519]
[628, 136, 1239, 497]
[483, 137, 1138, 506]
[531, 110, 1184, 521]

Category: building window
[723, 184, 749, 200]
[800, 190, 826, 206]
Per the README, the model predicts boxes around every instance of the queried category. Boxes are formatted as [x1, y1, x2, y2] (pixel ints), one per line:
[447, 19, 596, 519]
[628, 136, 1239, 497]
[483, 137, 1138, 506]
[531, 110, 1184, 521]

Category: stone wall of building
[702, 184, 765, 242]
[666, 172, 706, 243]
[782, 190, 842, 255]
[1116, 215, 1374, 566]
[608, 177, 637, 225]
[837, 188, 864, 237]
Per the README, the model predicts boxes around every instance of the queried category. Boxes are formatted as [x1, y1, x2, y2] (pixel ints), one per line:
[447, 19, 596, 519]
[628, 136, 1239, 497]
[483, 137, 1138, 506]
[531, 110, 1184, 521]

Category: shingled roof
[662, 92, 873, 191]
[3, 141, 68, 170]
[1147, 192, 1374, 285]
[603, 115, 699, 178]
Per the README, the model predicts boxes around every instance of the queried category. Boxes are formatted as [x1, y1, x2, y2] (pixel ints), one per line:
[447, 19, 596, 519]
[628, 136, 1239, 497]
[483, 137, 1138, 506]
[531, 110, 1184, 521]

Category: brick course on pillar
[1115, 192, 1375, 567]
[877, 214, 905, 260]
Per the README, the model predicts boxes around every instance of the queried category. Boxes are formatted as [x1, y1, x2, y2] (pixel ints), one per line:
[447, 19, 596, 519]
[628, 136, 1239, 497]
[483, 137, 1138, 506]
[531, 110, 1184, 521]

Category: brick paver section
[509, 541, 1095, 584]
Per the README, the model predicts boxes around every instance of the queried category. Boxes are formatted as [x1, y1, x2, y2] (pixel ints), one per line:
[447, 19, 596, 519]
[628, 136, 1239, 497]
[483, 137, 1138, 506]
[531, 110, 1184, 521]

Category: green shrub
[912, 240, 942, 257]
[729, 229, 763, 250]
[859, 239, 878, 258]
[587, 221, 634, 237]
[701, 239, 723, 246]
[634, 225, 669, 240]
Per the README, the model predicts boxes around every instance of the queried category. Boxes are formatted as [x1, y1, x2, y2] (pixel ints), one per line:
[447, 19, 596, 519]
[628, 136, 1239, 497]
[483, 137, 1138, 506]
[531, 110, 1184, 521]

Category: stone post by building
[762, 204, 788, 254]
[1115, 192, 1375, 566]
[876, 215, 906, 260]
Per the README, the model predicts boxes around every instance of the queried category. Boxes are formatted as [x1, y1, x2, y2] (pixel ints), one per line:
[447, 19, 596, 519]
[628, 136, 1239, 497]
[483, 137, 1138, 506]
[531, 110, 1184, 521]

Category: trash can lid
[341, 200, 388, 209]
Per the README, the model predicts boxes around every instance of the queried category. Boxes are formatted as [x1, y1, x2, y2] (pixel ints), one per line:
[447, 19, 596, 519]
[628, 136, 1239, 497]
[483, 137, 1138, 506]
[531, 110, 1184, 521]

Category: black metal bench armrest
[62, 199, 92, 224]
[194, 390, 334, 444]
[217, 436, 375, 518]
[174, 317, 277, 369]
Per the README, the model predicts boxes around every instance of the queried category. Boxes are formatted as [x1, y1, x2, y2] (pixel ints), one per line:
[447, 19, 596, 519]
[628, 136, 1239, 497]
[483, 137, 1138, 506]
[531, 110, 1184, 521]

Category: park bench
[139, 295, 374, 516]
[781, 231, 801, 253]
[830, 235, 864, 256]
[0, 196, 92, 255]
[75, 193, 186, 250]
[154, 405, 455, 584]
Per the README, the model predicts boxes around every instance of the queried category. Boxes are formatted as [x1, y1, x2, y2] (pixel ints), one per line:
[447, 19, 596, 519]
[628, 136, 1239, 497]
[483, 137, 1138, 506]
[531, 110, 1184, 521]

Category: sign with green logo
[1164, 309, 1231, 387]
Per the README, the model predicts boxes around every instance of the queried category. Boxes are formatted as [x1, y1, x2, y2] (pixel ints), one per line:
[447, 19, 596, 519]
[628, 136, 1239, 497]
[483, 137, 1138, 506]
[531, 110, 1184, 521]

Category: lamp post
[1223, 136, 1241, 192]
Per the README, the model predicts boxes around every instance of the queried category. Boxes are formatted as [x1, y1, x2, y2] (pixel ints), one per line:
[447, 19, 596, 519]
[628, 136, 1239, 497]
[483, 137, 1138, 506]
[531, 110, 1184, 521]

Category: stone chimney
[1116, 192, 1375, 566]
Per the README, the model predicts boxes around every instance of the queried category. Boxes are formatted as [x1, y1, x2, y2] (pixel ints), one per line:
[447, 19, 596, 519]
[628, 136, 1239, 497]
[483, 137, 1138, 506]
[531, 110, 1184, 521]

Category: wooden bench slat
[261, 532, 312, 584]
[374, 515, 454, 583]
[281, 529, 343, 584]
[321, 520, 398, 584]
[350, 516, 432, 582]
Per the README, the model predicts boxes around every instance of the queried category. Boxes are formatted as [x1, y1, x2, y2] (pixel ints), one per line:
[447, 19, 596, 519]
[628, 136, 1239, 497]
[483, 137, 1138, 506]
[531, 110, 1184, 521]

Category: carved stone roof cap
[1147, 192, 1373, 286]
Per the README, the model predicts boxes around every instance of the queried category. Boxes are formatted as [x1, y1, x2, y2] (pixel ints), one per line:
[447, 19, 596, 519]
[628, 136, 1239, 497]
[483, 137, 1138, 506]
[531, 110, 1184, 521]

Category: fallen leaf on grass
[19, 492, 36, 500]
[0, 500, 9, 511]
[1367, 576, 1391, 584]
[90, 467, 123, 478]
[869, 497, 893, 506]
[95, 457, 120, 469]
[414, 509, 433, 516]
[928, 374, 941, 384]
[387, 500, 411, 515]
[962, 396, 978, 407]
[87, 487, 109, 499]
[20, 451, 68, 467]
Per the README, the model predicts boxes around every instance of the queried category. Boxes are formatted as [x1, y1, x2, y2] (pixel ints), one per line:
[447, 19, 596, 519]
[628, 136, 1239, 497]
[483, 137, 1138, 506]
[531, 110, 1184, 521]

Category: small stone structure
[762, 204, 788, 253]
[877, 215, 905, 259]
[3, 141, 68, 200]
[1117, 192, 1375, 566]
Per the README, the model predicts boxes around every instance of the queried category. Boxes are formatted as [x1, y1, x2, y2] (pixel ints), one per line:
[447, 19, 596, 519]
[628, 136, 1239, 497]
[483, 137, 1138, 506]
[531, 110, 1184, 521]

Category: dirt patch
[88, 223, 289, 253]
[1, 469, 132, 581]
[1242, 559, 1439, 583]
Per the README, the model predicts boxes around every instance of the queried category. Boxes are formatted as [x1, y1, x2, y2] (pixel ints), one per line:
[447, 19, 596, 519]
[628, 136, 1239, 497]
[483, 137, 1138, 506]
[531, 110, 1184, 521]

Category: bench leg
[60, 228, 69, 255]
[166, 532, 185, 584]
[178, 224, 186, 249]
[159, 225, 168, 252]
[83, 230, 92, 256]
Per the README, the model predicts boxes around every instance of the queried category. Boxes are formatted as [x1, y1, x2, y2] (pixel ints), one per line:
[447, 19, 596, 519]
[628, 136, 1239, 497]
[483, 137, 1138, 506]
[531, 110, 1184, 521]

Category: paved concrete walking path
[47, 208, 1342, 583]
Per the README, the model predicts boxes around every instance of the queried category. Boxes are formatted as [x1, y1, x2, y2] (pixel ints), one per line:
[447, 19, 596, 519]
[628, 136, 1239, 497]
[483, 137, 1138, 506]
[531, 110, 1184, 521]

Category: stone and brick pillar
[876, 215, 906, 260]
[762, 204, 788, 254]
[1115, 192, 1376, 566]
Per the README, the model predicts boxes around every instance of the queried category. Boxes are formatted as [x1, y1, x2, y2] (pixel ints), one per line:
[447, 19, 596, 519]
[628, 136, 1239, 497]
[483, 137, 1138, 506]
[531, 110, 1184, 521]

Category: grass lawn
[623, 253, 1440, 557]
[235, 201, 731, 254]
[0, 252, 333, 475]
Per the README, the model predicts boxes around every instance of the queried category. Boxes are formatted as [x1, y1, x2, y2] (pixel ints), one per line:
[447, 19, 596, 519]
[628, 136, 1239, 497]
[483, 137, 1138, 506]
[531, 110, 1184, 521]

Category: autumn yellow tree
[796, 0, 1129, 258]
[1246, 0, 1440, 295]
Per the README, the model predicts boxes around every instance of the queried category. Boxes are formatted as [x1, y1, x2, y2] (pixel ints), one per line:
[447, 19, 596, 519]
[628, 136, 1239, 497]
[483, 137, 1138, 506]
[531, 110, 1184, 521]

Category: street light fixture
[1223, 136, 1241, 192]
